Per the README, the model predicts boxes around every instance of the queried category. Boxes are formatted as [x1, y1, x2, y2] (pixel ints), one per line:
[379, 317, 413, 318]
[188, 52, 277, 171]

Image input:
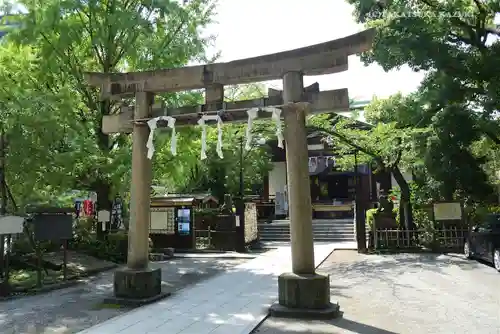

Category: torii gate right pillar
[269, 72, 339, 319]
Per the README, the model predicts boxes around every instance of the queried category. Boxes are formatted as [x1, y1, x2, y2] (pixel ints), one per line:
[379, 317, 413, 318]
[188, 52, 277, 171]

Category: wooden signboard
[32, 213, 73, 241]
[0, 216, 24, 234]
[433, 202, 463, 221]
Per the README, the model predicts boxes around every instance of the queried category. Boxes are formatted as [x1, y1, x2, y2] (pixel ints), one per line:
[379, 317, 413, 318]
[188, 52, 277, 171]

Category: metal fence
[374, 227, 468, 251]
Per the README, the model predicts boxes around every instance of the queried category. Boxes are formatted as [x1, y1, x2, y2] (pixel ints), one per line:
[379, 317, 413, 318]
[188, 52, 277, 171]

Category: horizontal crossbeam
[84, 29, 374, 98]
[102, 88, 349, 134]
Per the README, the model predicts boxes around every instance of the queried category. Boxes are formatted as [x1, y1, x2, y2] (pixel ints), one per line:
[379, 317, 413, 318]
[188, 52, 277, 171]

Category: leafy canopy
[346, 0, 500, 201]
[4, 0, 217, 203]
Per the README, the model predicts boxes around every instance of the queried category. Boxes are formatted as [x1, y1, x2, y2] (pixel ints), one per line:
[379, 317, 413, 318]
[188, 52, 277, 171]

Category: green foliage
[469, 203, 500, 225]
[0, 43, 86, 205]
[309, 113, 417, 172]
[412, 208, 436, 247]
[365, 207, 399, 229]
[72, 219, 153, 263]
[3, 0, 217, 204]
[412, 207, 433, 230]
[309, 111, 417, 228]
[195, 207, 219, 217]
[390, 182, 435, 207]
[177, 84, 274, 198]
[365, 208, 377, 229]
[0, 0, 276, 210]
[346, 0, 499, 202]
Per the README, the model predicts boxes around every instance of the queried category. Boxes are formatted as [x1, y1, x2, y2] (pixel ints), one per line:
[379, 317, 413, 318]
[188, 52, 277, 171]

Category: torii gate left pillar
[113, 92, 164, 301]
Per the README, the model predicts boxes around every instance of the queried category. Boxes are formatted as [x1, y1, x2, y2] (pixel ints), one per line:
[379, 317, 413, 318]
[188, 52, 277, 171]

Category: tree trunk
[376, 169, 392, 195]
[212, 165, 228, 201]
[391, 167, 415, 230]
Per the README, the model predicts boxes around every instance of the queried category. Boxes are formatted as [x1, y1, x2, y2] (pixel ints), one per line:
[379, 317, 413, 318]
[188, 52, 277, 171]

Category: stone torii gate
[84, 29, 374, 316]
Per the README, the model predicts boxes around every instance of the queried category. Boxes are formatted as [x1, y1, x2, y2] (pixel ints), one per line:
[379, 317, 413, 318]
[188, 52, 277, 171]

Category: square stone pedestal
[269, 272, 340, 319]
[105, 267, 170, 307]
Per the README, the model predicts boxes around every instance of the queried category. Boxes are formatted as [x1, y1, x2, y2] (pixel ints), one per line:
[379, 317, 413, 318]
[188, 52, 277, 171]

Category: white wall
[390, 171, 413, 189]
[269, 161, 287, 197]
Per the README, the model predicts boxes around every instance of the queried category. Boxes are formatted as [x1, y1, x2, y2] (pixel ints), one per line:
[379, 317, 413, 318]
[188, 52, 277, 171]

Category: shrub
[468, 204, 500, 226]
[366, 208, 377, 229]
[365, 207, 399, 230]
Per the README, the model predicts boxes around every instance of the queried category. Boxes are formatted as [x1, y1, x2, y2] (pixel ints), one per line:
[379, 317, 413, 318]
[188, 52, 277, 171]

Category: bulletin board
[433, 202, 463, 221]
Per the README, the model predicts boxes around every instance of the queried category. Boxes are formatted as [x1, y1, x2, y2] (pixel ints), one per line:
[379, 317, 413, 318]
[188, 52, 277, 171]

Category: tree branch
[77, 0, 105, 68]
[308, 126, 385, 167]
[111, 2, 150, 68]
[485, 131, 500, 145]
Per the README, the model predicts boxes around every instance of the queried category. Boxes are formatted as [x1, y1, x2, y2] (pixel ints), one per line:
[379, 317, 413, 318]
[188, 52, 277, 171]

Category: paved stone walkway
[77, 243, 341, 334]
[0, 257, 246, 334]
[254, 250, 500, 334]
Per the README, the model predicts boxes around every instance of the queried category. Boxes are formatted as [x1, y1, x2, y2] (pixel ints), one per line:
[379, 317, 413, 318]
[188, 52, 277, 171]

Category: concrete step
[260, 231, 355, 239]
[260, 234, 355, 240]
[311, 219, 354, 224]
[260, 235, 355, 242]
[260, 226, 354, 230]
[259, 217, 357, 242]
[259, 223, 355, 227]
[260, 236, 290, 241]
[259, 229, 353, 233]
[259, 226, 354, 231]
[270, 219, 354, 225]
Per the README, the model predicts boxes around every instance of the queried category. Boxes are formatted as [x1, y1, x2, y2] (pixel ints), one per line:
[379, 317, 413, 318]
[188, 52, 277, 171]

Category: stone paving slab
[42, 251, 118, 274]
[253, 250, 500, 334]
[0, 257, 246, 334]
[173, 252, 257, 259]
[77, 243, 338, 334]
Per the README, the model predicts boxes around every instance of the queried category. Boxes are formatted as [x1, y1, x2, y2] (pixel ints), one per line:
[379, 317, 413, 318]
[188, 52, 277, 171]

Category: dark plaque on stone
[33, 213, 73, 241]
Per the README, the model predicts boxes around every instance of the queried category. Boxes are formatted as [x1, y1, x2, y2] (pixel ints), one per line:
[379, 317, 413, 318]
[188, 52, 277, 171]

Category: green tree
[180, 83, 274, 199]
[9, 0, 216, 210]
[347, 0, 499, 202]
[0, 42, 86, 205]
[309, 113, 418, 229]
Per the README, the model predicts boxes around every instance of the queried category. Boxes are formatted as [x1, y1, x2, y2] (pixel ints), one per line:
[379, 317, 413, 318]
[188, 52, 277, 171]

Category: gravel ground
[254, 250, 500, 334]
[0, 257, 247, 334]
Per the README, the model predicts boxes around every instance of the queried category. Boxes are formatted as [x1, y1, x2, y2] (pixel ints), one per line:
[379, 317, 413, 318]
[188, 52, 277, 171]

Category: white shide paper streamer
[146, 116, 177, 159]
[245, 107, 284, 151]
[198, 115, 224, 160]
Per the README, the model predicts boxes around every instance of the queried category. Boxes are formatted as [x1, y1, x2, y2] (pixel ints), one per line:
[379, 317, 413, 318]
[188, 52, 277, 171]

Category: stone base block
[269, 301, 340, 320]
[113, 267, 162, 300]
[269, 272, 340, 319]
[104, 288, 171, 308]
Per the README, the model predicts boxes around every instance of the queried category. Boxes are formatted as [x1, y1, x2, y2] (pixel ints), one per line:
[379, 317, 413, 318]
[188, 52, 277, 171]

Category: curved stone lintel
[84, 29, 374, 97]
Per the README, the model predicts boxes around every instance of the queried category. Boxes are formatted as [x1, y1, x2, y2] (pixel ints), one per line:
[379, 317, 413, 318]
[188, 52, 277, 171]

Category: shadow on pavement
[330, 284, 352, 299]
[332, 313, 400, 334]
[322, 252, 490, 284]
[253, 313, 400, 334]
[0, 257, 249, 334]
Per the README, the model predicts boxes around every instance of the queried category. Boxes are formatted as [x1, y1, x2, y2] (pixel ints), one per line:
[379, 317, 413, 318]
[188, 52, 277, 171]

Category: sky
[205, 0, 425, 101]
[2, 0, 426, 101]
